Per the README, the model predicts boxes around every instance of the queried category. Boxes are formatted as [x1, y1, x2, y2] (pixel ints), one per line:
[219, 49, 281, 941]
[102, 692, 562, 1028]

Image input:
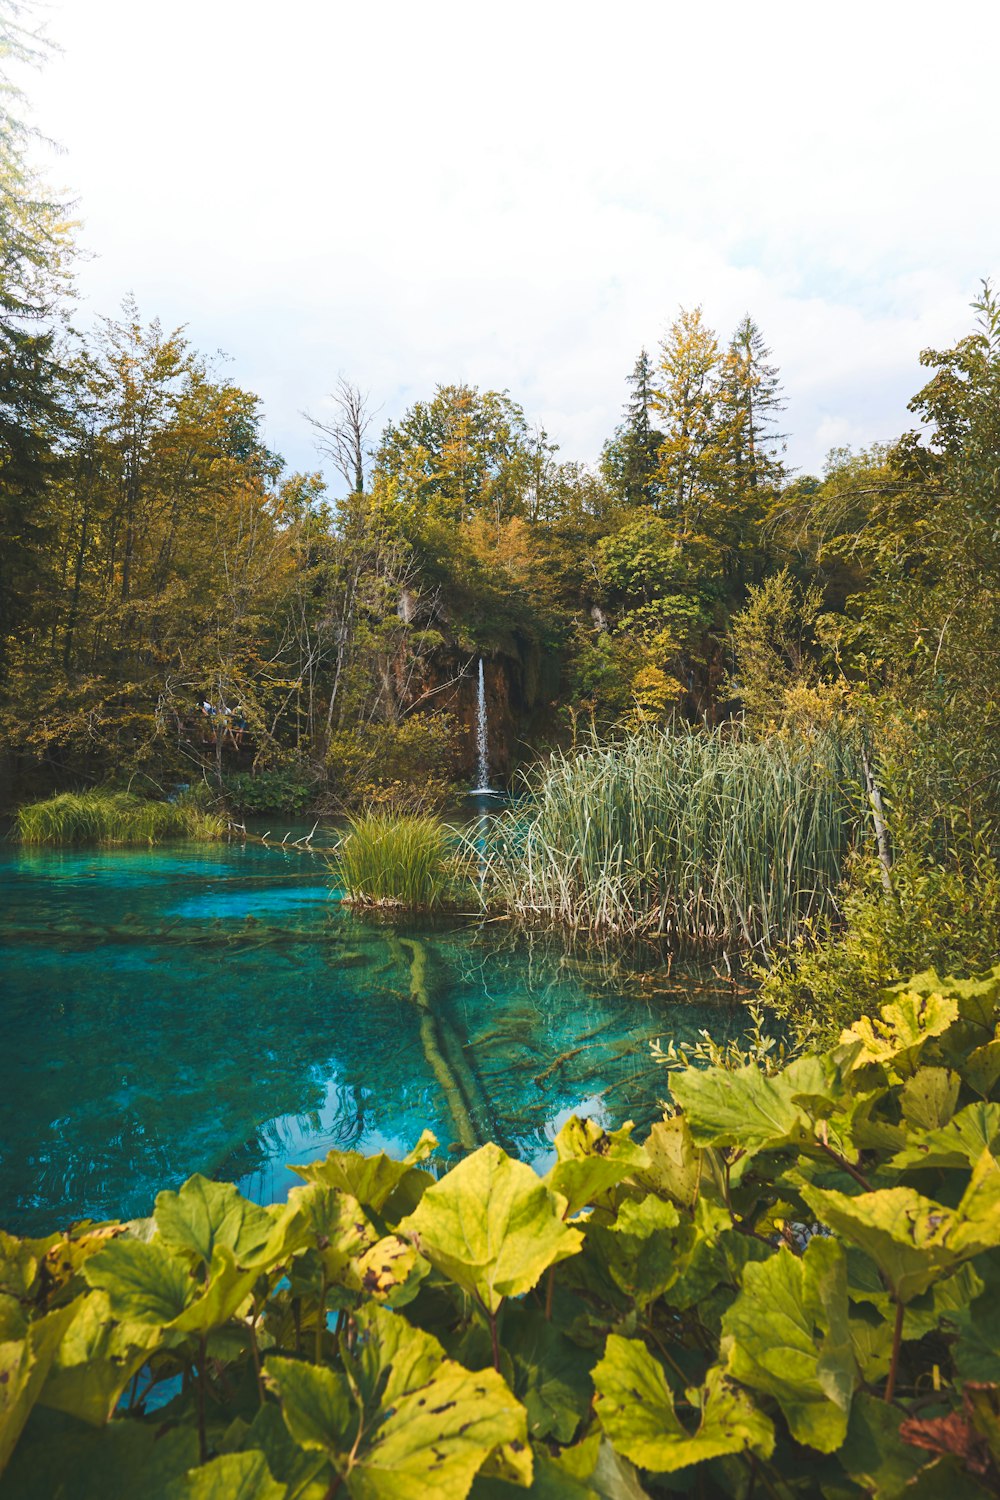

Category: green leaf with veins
[266, 1303, 527, 1499]
[154, 1175, 280, 1270]
[593, 1337, 773, 1473]
[398, 1143, 582, 1314]
[589, 1196, 695, 1308]
[501, 1302, 594, 1444]
[163, 1450, 286, 1500]
[289, 1133, 436, 1220]
[721, 1237, 856, 1452]
[838, 991, 958, 1078]
[543, 1116, 646, 1218]
[889, 1102, 1000, 1172]
[899, 1067, 960, 1131]
[632, 1115, 702, 1211]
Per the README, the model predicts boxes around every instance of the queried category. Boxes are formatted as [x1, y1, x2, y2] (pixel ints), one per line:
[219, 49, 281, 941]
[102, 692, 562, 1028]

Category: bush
[758, 843, 1000, 1043]
[15, 788, 225, 845]
[326, 712, 459, 809]
[334, 810, 467, 909]
[4, 968, 1000, 1497]
[220, 765, 316, 816]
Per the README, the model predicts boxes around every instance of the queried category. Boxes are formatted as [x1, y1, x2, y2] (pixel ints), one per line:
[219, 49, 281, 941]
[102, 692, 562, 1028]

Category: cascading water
[473, 658, 492, 793]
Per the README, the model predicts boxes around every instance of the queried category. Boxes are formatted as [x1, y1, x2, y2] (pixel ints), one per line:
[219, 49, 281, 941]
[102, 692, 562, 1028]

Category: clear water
[0, 833, 745, 1235]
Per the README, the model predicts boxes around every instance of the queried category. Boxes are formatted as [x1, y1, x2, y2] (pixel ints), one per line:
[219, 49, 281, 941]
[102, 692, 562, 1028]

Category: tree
[601, 349, 663, 507]
[717, 315, 786, 498]
[374, 384, 538, 530]
[305, 375, 375, 496]
[651, 307, 721, 543]
[0, 1, 74, 682]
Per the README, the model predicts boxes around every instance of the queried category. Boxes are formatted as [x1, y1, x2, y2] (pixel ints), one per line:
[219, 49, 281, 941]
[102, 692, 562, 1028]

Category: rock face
[404, 646, 556, 786]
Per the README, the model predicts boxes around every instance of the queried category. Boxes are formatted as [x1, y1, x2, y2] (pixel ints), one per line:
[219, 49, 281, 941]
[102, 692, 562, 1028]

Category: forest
[5, 5, 1000, 1498]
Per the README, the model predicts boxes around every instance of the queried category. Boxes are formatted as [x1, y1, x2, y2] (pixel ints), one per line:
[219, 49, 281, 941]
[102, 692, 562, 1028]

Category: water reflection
[0, 837, 746, 1234]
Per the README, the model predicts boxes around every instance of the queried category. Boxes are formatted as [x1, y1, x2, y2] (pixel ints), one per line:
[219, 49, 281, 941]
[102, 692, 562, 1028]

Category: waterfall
[474, 658, 492, 793]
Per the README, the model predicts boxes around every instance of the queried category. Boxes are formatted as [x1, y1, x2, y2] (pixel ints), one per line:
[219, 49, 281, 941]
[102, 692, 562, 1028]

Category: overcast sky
[21, 0, 1000, 488]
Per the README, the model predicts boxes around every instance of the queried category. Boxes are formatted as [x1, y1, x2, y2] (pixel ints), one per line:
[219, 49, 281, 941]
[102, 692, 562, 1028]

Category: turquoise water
[0, 835, 744, 1235]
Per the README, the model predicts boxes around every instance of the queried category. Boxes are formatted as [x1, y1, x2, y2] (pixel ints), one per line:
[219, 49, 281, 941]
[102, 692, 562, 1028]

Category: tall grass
[478, 727, 862, 949]
[16, 790, 226, 846]
[335, 811, 464, 910]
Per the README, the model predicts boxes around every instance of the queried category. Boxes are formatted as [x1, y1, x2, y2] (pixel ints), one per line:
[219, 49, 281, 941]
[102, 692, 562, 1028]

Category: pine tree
[718, 315, 786, 495]
[601, 350, 664, 507]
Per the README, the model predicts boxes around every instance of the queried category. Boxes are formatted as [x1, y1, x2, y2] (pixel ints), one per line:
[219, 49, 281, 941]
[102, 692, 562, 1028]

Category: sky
[18, 0, 1000, 488]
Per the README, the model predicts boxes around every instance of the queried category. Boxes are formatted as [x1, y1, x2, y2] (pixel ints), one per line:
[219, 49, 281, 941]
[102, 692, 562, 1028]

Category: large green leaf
[721, 1237, 856, 1452]
[502, 1304, 594, 1444]
[154, 1176, 280, 1270]
[398, 1144, 583, 1314]
[36, 1291, 158, 1425]
[890, 1103, 1000, 1172]
[543, 1118, 646, 1219]
[0, 1304, 77, 1475]
[839, 990, 958, 1079]
[289, 1132, 436, 1221]
[964, 1038, 1000, 1100]
[632, 1115, 701, 1212]
[83, 1237, 193, 1325]
[588, 1197, 694, 1308]
[84, 1236, 257, 1336]
[900, 1068, 961, 1131]
[164, 1450, 286, 1500]
[267, 1303, 527, 1499]
[668, 1059, 812, 1157]
[284, 1183, 380, 1290]
[592, 1336, 773, 1474]
[800, 1183, 968, 1304]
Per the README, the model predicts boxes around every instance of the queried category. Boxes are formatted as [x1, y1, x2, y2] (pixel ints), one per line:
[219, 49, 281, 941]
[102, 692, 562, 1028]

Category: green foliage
[14, 789, 225, 845]
[334, 811, 467, 910]
[5, 972, 1000, 1495]
[326, 712, 459, 809]
[479, 726, 861, 946]
[220, 767, 315, 817]
[758, 846, 1000, 1043]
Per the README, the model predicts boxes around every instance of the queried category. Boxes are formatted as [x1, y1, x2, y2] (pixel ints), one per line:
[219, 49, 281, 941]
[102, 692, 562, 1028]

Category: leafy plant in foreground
[4, 969, 1000, 1496]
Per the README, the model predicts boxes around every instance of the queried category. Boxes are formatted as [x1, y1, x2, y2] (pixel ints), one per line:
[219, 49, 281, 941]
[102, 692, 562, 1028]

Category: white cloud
[22, 0, 1000, 483]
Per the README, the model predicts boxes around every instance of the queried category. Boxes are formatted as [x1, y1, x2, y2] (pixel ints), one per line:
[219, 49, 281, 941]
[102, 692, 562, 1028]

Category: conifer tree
[601, 349, 663, 507]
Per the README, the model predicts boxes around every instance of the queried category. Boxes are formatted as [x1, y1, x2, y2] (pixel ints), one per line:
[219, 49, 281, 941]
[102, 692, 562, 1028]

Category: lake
[0, 828, 745, 1234]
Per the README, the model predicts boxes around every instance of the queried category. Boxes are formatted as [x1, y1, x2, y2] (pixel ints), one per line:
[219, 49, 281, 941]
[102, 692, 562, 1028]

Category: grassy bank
[479, 727, 861, 947]
[15, 789, 226, 845]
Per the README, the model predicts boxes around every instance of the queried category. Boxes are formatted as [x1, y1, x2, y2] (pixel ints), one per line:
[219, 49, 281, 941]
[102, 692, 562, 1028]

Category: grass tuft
[334, 811, 463, 910]
[15, 789, 226, 846]
[477, 726, 861, 949]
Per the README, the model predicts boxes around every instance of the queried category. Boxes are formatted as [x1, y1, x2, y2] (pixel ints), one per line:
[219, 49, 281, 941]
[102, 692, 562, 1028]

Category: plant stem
[249, 1310, 265, 1406]
[315, 1270, 328, 1364]
[544, 1266, 555, 1321]
[489, 1308, 501, 1373]
[818, 1140, 873, 1192]
[197, 1333, 208, 1464]
[885, 1300, 905, 1402]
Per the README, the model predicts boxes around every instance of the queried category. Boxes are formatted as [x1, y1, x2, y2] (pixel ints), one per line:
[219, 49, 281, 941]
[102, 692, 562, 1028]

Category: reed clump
[15, 789, 226, 846]
[478, 726, 861, 949]
[335, 811, 466, 910]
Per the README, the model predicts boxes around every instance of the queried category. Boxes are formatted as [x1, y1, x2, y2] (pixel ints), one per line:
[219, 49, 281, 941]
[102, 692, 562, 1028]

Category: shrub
[15, 789, 225, 845]
[758, 843, 1000, 1043]
[220, 765, 316, 816]
[4, 968, 1000, 1496]
[334, 810, 467, 909]
[326, 712, 459, 809]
